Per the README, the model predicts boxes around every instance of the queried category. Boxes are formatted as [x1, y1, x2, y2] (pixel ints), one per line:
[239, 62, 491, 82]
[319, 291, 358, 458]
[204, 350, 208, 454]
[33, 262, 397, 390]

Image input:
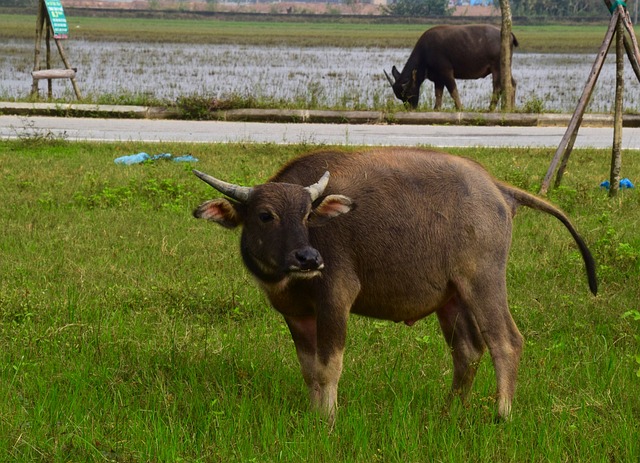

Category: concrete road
[3, 115, 640, 149]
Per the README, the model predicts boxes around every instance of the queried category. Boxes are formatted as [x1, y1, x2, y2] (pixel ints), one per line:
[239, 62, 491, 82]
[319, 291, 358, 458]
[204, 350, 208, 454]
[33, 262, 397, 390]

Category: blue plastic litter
[114, 152, 150, 165]
[600, 178, 635, 189]
[620, 178, 635, 188]
[114, 152, 198, 165]
[173, 155, 198, 162]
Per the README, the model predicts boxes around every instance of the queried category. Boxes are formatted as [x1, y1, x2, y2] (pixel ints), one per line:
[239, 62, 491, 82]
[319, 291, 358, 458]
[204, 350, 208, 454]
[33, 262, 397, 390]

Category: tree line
[0, 0, 622, 17]
[384, 0, 614, 17]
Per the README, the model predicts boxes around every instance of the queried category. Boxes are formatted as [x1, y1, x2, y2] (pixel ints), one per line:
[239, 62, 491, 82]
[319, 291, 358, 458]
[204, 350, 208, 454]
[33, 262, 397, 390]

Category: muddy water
[2, 38, 638, 113]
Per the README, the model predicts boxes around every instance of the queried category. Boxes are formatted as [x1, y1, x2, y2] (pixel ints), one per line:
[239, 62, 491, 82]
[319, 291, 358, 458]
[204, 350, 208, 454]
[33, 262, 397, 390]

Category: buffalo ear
[309, 194, 353, 227]
[193, 198, 244, 229]
[392, 65, 400, 80]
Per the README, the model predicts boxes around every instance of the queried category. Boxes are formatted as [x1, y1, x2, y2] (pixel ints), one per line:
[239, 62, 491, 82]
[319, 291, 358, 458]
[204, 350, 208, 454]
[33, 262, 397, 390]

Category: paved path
[3, 115, 640, 149]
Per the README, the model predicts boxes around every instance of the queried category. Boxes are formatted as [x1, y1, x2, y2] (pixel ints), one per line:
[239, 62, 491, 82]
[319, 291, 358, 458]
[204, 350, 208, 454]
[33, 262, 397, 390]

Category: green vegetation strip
[3, 12, 638, 52]
[1, 139, 638, 461]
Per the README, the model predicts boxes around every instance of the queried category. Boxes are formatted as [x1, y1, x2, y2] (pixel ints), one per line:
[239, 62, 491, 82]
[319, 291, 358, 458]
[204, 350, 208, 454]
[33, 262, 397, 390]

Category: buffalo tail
[498, 183, 598, 296]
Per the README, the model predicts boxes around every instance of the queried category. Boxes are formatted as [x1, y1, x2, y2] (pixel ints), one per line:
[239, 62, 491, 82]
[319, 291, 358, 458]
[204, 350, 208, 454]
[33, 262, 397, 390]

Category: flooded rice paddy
[2, 38, 639, 113]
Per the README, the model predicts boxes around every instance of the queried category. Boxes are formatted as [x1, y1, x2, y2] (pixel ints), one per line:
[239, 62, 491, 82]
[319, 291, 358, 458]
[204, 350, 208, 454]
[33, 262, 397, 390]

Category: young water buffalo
[385, 24, 518, 110]
[193, 147, 597, 424]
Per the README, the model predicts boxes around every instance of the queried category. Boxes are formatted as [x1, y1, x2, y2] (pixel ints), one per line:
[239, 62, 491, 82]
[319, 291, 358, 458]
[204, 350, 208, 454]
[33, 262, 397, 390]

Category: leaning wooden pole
[610, 15, 625, 197]
[604, 0, 640, 82]
[539, 9, 619, 195]
[46, 21, 52, 99]
[31, 0, 46, 97]
[618, 1, 640, 75]
[54, 38, 82, 99]
[623, 36, 640, 81]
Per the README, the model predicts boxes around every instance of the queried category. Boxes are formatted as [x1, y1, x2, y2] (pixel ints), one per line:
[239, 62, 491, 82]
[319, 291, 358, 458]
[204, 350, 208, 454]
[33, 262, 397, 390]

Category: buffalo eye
[258, 211, 274, 223]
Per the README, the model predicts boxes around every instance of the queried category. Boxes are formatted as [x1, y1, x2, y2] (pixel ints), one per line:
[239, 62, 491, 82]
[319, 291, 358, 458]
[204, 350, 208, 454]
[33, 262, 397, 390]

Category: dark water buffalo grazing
[193, 147, 596, 425]
[385, 24, 518, 110]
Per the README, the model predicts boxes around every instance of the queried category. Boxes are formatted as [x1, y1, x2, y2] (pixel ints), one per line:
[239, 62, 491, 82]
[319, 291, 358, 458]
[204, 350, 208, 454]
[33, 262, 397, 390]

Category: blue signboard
[44, 0, 69, 39]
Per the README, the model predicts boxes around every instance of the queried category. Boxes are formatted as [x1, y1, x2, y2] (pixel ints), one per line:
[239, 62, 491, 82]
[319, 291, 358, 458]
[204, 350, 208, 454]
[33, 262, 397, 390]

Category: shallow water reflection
[2, 39, 638, 113]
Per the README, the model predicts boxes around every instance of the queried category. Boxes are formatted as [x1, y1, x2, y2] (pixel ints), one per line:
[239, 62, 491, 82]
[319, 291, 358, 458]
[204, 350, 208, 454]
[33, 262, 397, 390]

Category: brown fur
[194, 147, 596, 424]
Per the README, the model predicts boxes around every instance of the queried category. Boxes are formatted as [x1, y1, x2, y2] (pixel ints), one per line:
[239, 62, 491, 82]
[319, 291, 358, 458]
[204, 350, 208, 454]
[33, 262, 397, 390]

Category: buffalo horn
[193, 169, 252, 203]
[384, 69, 395, 87]
[305, 171, 330, 201]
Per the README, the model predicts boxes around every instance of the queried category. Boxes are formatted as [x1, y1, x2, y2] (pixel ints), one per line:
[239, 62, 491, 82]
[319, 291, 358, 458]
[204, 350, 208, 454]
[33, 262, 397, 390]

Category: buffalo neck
[401, 52, 426, 86]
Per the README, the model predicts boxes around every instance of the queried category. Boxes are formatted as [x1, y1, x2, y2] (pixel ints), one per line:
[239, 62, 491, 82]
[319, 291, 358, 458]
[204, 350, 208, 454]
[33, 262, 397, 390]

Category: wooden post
[32, 69, 77, 79]
[539, 9, 619, 195]
[499, 0, 514, 111]
[610, 15, 625, 197]
[31, 0, 46, 96]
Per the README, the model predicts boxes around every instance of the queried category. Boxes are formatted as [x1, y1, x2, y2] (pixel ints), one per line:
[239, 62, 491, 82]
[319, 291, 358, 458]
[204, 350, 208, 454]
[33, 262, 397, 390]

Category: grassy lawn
[2, 12, 637, 52]
[0, 139, 638, 461]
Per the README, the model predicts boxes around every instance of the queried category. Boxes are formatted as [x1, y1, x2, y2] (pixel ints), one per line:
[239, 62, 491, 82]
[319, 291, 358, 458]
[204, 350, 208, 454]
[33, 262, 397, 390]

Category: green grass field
[2, 12, 637, 52]
[0, 139, 638, 461]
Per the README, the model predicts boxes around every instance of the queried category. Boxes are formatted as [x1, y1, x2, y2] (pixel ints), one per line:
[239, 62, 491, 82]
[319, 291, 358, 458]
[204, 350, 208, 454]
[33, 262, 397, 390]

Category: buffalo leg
[285, 312, 346, 426]
[285, 315, 320, 407]
[436, 295, 486, 407]
[434, 83, 445, 110]
[490, 73, 518, 110]
[457, 276, 523, 420]
[490, 72, 501, 111]
[315, 306, 347, 426]
[443, 76, 463, 110]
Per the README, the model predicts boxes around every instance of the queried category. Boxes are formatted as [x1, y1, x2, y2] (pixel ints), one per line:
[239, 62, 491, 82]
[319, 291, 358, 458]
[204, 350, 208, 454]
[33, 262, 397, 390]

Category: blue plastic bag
[600, 178, 635, 189]
[620, 178, 635, 189]
[114, 152, 198, 165]
[173, 155, 198, 162]
[114, 152, 150, 165]
[151, 153, 172, 161]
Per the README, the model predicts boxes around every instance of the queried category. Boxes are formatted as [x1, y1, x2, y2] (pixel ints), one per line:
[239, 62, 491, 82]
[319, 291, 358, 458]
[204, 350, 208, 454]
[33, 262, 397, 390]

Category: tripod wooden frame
[31, 0, 81, 100]
[540, 0, 640, 197]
